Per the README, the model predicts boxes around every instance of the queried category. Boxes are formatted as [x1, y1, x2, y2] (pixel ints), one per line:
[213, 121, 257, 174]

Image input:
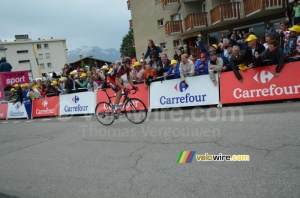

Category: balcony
[129, 19, 133, 29]
[185, 13, 207, 31]
[210, 2, 241, 25]
[127, 0, 130, 10]
[162, 0, 180, 10]
[165, 20, 183, 36]
[244, 0, 285, 17]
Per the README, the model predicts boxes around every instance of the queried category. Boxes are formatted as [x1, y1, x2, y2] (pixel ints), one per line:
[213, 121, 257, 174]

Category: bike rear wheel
[95, 102, 114, 126]
[124, 98, 147, 124]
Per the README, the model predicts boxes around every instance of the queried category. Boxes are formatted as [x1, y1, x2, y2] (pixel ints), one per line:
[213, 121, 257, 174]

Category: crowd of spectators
[3, 19, 300, 102]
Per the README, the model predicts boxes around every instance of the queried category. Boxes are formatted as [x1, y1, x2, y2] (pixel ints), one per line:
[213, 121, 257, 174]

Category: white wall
[0, 39, 67, 79]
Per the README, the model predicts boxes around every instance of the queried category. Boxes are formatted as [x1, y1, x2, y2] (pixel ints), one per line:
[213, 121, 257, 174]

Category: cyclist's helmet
[122, 57, 132, 65]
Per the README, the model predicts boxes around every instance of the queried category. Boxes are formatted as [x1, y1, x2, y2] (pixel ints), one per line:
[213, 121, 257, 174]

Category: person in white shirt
[86, 77, 98, 92]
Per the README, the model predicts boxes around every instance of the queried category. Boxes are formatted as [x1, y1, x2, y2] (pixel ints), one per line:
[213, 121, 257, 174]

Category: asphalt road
[0, 101, 299, 198]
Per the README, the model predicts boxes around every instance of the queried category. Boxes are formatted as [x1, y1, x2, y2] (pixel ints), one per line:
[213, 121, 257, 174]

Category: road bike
[95, 87, 147, 126]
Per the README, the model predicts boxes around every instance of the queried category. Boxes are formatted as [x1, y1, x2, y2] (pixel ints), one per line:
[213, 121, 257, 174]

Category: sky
[0, 0, 131, 51]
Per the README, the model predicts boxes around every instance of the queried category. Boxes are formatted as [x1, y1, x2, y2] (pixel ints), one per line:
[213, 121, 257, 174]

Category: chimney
[79, 55, 83, 60]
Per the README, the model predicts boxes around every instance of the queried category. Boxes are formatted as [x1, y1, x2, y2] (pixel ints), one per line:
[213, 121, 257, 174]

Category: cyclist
[106, 57, 137, 117]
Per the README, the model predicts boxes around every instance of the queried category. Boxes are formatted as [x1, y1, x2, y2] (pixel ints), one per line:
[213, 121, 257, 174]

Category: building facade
[0, 35, 68, 79]
[128, 0, 286, 60]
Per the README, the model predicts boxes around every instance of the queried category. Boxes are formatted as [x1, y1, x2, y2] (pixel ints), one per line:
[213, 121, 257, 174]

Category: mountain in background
[68, 46, 121, 63]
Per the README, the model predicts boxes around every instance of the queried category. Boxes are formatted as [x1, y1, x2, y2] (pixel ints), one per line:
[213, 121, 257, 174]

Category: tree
[120, 28, 136, 58]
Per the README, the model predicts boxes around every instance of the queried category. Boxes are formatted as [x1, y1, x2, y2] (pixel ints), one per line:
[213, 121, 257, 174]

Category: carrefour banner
[0, 70, 30, 86]
[59, 92, 95, 116]
[7, 102, 28, 119]
[220, 63, 300, 104]
[32, 96, 59, 118]
[149, 75, 219, 109]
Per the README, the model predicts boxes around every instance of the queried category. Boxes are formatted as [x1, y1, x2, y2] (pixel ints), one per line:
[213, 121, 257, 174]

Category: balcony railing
[244, 0, 284, 17]
[127, 0, 131, 10]
[129, 19, 133, 29]
[185, 13, 207, 31]
[162, 0, 180, 10]
[165, 20, 183, 36]
[210, 2, 240, 25]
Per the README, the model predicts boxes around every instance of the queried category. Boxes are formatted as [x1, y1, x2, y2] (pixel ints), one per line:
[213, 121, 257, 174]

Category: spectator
[245, 34, 265, 67]
[189, 54, 196, 64]
[75, 73, 88, 88]
[253, 40, 284, 78]
[231, 45, 247, 83]
[284, 25, 300, 62]
[132, 62, 144, 83]
[179, 54, 194, 86]
[276, 20, 290, 50]
[208, 51, 223, 86]
[222, 44, 233, 72]
[173, 51, 179, 61]
[265, 23, 274, 34]
[194, 53, 209, 76]
[140, 58, 147, 69]
[144, 39, 162, 61]
[0, 58, 12, 72]
[86, 77, 98, 92]
[263, 33, 276, 49]
[159, 53, 171, 75]
[13, 84, 23, 104]
[164, 60, 180, 79]
[58, 78, 66, 94]
[148, 55, 162, 76]
[292, 0, 300, 25]
[52, 71, 57, 78]
[65, 71, 76, 93]
[143, 63, 157, 89]
[27, 87, 41, 99]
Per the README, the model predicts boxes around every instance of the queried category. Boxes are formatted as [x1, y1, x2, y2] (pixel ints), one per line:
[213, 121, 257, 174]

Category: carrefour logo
[174, 82, 189, 92]
[253, 70, 274, 84]
[42, 100, 48, 107]
[72, 95, 80, 103]
[15, 103, 20, 110]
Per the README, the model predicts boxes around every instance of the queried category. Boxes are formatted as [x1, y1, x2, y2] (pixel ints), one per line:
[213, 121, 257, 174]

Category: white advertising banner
[59, 92, 95, 116]
[7, 102, 28, 119]
[149, 75, 219, 109]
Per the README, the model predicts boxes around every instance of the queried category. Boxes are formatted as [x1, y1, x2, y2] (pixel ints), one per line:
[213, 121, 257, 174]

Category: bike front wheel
[95, 102, 114, 126]
[124, 98, 147, 124]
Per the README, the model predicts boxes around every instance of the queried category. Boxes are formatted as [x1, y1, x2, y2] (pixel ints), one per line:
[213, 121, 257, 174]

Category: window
[158, 19, 164, 27]
[40, 63, 45, 69]
[44, 43, 49, 49]
[173, 40, 181, 47]
[160, 42, 167, 49]
[37, 44, 42, 49]
[202, 2, 206, 12]
[38, 54, 43, 59]
[45, 53, 51, 59]
[17, 50, 28, 54]
[19, 60, 30, 64]
[47, 63, 52, 68]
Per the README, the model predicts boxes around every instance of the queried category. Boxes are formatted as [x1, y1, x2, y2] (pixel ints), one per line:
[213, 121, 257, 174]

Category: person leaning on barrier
[75, 73, 88, 88]
[245, 34, 265, 68]
[132, 62, 144, 84]
[252, 40, 284, 78]
[164, 60, 180, 79]
[194, 53, 209, 76]
[283, 25, 300, 62]
[208, 51, 223, 86]
[64, 71, 76, 93]
[143, 63, 156, 89]
[179, 53, 194, 87]
[27, 86, 41, 99]
[231, 45, 247, 83]
[86, 77, 98, 92]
